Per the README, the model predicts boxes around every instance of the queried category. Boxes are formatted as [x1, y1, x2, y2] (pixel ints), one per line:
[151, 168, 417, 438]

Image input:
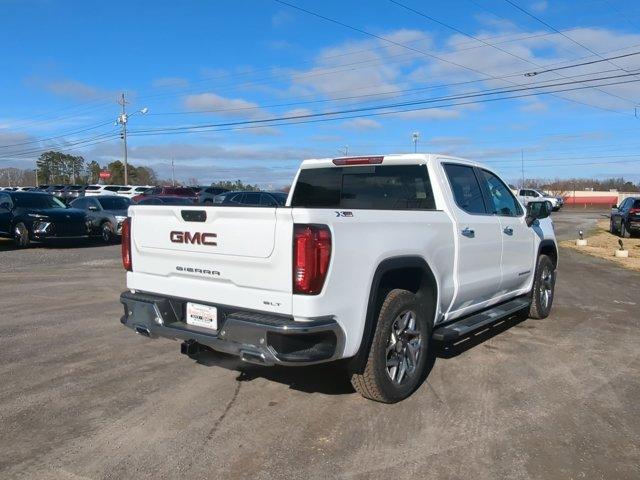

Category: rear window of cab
[291, 164, 436, 210]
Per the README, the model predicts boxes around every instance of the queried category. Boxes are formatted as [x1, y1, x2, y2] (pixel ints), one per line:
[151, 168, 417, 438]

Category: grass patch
[560, 219, 640, 272]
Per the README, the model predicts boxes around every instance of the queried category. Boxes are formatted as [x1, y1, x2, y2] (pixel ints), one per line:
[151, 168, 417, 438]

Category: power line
[504, 0, 637, 75]
[524, 50, 640, 77]
[0, 121, 115, 149]
[129, 72, 639, 135]
[148, 67, 624, 118]
[389, 0, 638, 106]
[126, 75, 640, 139]
[275, 0, 637, 116]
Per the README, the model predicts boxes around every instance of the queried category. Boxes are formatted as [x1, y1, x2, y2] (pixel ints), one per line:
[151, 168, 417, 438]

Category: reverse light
[332, 156, 383, 166]
[121, 217, 132, 271]
[293, 224, 332, 295]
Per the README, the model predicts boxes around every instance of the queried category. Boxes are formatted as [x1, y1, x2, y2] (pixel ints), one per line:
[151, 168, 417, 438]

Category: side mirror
[525, 201, 550, 227]
[88, 205, 98, 211]
[0, 202, 11, 211]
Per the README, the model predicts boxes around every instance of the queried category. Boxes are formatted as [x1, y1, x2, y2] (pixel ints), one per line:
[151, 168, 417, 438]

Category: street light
[116, 93, 148, 185]
[412, 132, 420, 153]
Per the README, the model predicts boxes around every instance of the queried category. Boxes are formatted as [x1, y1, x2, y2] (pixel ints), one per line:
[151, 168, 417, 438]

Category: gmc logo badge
[170, 231, 217, 246]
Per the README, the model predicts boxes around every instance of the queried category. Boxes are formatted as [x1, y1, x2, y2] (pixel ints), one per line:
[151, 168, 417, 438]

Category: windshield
[97, 197, 131, 210]
[14, 193, 66, 209]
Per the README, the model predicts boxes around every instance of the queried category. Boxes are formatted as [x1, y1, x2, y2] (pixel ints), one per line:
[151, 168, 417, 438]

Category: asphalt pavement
[0, 210, 638, 480]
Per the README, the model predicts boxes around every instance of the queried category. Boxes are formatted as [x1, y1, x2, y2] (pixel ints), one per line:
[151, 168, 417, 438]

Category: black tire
[610, 218, 617, 234]
[528, 255, 556, 319]
[13, 222, 30, 248]
[101, 221, 114, 244]
[620, 222, 631, 238]
[350, 289, 431, 403]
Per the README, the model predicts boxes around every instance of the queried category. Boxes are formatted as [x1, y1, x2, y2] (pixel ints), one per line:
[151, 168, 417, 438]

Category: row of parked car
[0, 187, 288, 248]
[0, 184, 288, 207]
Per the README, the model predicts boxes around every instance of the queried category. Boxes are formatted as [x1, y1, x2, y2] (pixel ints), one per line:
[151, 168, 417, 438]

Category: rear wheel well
[350, 258, 438, 374]
[539, 241, 558, 267]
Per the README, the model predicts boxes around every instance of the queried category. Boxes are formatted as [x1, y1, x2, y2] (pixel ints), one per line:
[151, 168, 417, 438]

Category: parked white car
[85, 185, 118, 196]
[117, 185, 153, 199]
[517, 188, 563, 211]
[119, 154, 558, 403]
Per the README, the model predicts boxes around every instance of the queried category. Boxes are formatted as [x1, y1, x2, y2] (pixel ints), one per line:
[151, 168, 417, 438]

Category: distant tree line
[513, 177, 640, 193]
[22, 150, 158, 185]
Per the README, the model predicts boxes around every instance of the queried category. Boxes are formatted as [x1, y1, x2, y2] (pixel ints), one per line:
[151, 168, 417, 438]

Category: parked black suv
[611, 197, 640, 238]
[0, 191, 88, 247]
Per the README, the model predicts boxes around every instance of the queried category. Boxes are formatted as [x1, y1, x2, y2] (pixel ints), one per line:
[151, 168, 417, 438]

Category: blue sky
[1, 0, 640, 186]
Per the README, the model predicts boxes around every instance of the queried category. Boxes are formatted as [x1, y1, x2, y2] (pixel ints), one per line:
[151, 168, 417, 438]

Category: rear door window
[443, 164, 487, 215]
[291, 164, 435, 210]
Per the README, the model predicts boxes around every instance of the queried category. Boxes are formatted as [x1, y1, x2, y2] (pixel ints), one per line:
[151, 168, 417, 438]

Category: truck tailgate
[126, 206, 294, 315]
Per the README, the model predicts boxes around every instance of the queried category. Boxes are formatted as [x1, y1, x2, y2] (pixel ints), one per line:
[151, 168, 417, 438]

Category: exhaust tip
[134, 325, 151, 337]
[240, 350, 267, 365]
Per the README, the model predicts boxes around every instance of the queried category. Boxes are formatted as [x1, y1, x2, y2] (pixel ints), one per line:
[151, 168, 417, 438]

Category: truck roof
[299, 153, 488, 170]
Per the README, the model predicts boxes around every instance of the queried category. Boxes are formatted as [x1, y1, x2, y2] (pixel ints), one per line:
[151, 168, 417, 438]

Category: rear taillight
[293, 224, 332, 295]
[121, 217, 132, 271]
[630, 208, 640, 214]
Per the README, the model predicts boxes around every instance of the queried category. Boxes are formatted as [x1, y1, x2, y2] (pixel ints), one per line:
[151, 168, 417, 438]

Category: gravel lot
[1, 210, 638, 479]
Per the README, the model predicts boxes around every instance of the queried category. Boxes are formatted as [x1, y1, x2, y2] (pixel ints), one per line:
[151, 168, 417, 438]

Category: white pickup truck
[119, 154, 558, 403]
[517, 188, 563, 211]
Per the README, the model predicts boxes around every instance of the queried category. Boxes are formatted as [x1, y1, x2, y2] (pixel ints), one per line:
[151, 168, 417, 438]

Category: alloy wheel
[540, 266, 554, 310]
[386, 310, 422, 384]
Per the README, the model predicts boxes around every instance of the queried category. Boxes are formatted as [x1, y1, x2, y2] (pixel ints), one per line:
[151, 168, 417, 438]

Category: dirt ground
[1, 211, 639, 479]
[560, 219, 640, 271]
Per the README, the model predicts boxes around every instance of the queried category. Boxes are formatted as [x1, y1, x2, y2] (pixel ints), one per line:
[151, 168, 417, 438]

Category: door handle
[461, 227, 475, 238]
[503, 226, 514, 235]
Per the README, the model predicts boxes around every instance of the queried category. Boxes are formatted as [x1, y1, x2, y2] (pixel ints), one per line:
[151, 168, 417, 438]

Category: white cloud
[283, 108, 313, 117]
[391, 108, 461, 120]
[530, 1, 548, 13]
[290, 30, 432, 100]
[183, 93, 266, 118]
[521, 100, 548, 112]
[89, 141, 321, 163]
[272, 10, 292, 27]
[152, 77, 189, 88]
[42, 79, 113, 101]
[341, 118, 382, 131]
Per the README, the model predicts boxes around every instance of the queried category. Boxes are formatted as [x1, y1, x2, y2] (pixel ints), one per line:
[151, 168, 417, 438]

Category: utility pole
[412, 132, 419, 153]
[343, 145, 349, 156]
[171, 157, 176, 186]
[116, 95, 148, 185]
[117, 93, 129, 185]
[521, 149, 525, 188]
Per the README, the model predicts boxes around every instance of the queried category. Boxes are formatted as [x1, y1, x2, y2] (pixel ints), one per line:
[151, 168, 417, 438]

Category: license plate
[185, 302, 218, 331]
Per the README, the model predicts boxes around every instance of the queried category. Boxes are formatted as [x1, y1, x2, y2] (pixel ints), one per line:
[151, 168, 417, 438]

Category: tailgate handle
[181, 210, 207, 222]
